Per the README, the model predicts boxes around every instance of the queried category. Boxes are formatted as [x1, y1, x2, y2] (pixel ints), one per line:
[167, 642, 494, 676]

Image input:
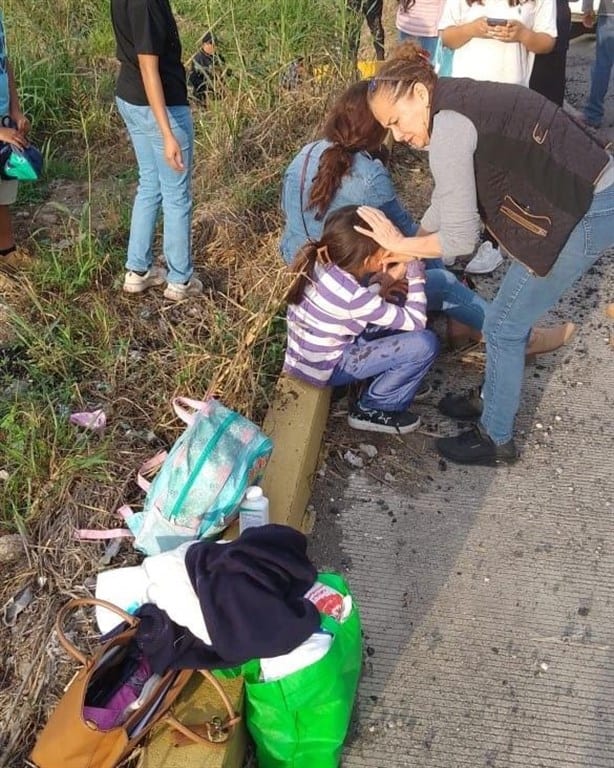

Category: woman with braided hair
[280, 79, 573, 360]
[358, 41, 613, 465]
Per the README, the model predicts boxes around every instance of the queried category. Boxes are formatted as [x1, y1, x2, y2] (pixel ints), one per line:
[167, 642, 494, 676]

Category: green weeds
[0, 0, 358, 532]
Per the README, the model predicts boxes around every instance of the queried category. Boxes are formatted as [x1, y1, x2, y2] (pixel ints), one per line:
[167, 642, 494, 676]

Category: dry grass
[0, 3, 420, 762]
[0, 80, 333, 765]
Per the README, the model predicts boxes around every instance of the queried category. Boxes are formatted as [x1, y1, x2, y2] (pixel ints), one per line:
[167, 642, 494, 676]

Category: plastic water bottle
[239, 486, 269, 534]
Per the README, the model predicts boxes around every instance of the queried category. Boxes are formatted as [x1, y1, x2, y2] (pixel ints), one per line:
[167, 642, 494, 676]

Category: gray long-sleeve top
[420, 110, 482, 261]
[420, 108, 614, 263]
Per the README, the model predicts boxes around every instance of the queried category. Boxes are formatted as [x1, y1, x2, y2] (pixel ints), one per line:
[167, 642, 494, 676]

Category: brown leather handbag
[30, 598, 240, 768]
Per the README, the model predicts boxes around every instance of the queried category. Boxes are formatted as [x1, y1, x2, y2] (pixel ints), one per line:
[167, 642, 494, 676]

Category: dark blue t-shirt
[111, 0, 187, 106]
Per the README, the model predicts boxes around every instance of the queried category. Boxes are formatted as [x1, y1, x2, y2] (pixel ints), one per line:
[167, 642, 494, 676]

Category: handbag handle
[55, 598, 139, 666]
[166, 670, 241, 747]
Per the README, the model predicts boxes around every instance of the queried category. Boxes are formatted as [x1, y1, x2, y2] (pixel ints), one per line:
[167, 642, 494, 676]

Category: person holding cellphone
[438, 0, 558, 275]
[439, 0, 557, 86]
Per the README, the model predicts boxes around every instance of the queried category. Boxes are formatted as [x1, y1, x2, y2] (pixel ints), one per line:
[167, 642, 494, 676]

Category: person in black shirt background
[529, 0, 572, 106]
[111, 0, 203, 301]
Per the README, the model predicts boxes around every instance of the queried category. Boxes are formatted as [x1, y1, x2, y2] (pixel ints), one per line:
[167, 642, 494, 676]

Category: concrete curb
[142, 376, 330, 767]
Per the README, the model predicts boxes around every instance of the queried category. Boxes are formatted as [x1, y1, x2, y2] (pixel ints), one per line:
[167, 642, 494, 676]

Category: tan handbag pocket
[500, 195, 551, 238]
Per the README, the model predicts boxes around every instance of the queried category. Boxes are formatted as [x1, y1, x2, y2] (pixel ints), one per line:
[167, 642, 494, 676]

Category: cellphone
[487, 17, 508, 26]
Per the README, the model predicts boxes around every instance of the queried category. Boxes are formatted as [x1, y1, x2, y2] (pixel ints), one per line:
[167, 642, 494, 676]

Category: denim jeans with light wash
[329, 328, 439, 411]
[480, 181, 614, 445]
[116, 97, 194, 284]
[584, 15, 614, 128]
[425, 267, 487, 329]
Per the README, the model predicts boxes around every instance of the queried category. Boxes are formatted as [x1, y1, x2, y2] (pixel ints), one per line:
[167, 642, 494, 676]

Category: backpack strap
[137, 450, 168, 492]
[299, 141, 320, 240]
[75, 449, 169, 540]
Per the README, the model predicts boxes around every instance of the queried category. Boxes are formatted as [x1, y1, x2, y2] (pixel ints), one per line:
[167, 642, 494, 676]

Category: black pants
[529, 0, 571, 107]
[529, 49, 568, 107]
[346, 0, 385, 61]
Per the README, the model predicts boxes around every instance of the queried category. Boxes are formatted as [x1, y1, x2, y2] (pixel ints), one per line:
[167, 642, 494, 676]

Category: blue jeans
[116, 97, 194, 284]
[425, 267, 487, 329]
[481, 181, 614, 445]
[584, 15, 614, 128]
[329, 329, 439, 411]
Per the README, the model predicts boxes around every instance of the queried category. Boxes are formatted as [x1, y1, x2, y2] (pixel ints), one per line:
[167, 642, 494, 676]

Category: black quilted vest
[430, 78, 612, 276]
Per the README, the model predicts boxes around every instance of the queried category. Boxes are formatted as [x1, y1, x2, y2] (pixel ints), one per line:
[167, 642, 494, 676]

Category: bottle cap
[245, 486, 264, 500]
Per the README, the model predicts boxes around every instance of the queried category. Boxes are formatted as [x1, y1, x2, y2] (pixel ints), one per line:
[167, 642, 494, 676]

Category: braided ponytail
[308, 80, 386, 218]
[367, 41, 437, 103]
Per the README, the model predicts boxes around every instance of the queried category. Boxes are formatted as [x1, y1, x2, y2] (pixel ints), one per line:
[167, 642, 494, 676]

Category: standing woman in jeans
[111, 0, 202, 301]
[359, 42, 614, 466]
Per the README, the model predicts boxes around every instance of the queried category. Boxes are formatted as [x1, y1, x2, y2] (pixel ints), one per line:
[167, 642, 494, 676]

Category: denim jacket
[280, 139, 418, 264]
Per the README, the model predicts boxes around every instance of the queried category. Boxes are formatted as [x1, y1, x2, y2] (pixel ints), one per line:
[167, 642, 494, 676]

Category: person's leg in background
[583, 15, 614, 128]
[424, 267, 487, 331]
[530, 0, 571, 106]
[530, 50, 568, 106]
[363, 0, 385, 60]
[152, 105, 196, 290]
[116, 97, 167, 293]
[0, 180, 30, 272]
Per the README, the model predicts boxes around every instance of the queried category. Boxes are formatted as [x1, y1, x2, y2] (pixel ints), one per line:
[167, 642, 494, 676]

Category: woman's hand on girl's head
[354, 206, 409, 256]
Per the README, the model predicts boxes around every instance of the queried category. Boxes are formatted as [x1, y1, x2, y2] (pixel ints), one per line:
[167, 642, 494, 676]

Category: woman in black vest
[355, 42, 614, 466]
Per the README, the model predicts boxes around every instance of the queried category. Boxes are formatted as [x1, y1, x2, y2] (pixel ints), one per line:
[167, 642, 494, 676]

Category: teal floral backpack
[78, 398, 273, 555]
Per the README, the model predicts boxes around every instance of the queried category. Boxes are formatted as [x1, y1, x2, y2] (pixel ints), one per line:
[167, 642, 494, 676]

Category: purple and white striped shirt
[283, 262, 427, 387]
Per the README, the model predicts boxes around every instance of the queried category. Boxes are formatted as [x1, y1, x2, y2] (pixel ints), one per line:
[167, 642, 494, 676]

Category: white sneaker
[163, 275, 204, 301]
[465, 242, 504, 275]
[123, 266, 167, 294]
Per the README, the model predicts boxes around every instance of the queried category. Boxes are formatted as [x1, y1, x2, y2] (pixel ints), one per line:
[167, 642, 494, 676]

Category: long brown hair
[286, 206, 379, 304]
[366, 41, 437, 105]
[308, 81, 387, 219]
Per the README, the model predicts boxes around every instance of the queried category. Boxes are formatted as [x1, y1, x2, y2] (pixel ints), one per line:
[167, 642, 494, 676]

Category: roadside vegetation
[0, 0, 366, 761]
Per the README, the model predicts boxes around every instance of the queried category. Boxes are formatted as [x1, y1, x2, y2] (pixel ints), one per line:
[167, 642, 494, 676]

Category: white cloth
[95, 541, 212, 644]
[260, 632, 333, 682]
[438, 0, 557, 86]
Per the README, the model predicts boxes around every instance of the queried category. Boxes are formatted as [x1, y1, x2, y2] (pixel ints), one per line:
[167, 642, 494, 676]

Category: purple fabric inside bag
[83, 655, 152, 730]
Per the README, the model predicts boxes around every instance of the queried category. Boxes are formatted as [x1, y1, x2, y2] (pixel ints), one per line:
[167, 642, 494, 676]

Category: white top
[438, 0, 557, 86]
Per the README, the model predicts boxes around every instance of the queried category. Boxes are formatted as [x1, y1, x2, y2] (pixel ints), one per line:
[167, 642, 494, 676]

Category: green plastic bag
[218, 572, 362, 768]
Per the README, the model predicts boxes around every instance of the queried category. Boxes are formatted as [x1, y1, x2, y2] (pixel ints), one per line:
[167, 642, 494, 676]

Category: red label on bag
[305, 583, 344, 620]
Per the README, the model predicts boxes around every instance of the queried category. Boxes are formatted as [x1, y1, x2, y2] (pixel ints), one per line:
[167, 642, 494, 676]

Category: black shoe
[436, 425, 518, 466]
[438, 387, 483, 421]
[348, 401, 421, 435]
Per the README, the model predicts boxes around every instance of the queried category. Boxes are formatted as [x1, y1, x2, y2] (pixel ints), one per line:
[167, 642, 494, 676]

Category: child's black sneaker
[348, 401, 421, 435]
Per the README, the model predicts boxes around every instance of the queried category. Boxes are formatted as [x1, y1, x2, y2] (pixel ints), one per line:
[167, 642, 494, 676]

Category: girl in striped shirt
[283, 205, 439, 435]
